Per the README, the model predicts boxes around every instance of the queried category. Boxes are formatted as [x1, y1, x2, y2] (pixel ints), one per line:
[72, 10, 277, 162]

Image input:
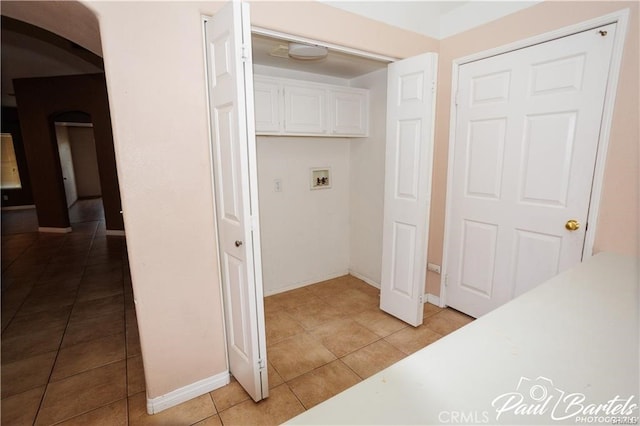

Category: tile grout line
[2, 234, 66, 336]
[32, 220, 101, 426]
[1, 230, 39, 274]
[121, 232, 133, 425]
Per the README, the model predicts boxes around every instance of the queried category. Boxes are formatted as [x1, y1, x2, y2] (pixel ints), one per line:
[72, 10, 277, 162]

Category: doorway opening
[205, 4, 441, 407]
[52, 111, 104, 229]
[250, 31, 389, 298]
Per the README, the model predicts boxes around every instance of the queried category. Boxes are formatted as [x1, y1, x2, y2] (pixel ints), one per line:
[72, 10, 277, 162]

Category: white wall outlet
[310, 168, 331, 190]
[274, 179, 282, 192]
[427, 263, 441, 274]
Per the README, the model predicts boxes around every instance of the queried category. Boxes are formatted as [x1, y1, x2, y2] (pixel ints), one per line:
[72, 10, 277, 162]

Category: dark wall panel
[13, 74, 124, 231]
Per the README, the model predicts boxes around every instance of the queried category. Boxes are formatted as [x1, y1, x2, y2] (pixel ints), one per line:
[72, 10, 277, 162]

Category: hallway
[1, 199, 140, 424]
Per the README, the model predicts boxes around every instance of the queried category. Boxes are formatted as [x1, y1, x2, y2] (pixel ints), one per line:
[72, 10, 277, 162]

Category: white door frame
[203, 18, 401, 381]
[251, 26, 398, 63]
[440, 9, 630, 307]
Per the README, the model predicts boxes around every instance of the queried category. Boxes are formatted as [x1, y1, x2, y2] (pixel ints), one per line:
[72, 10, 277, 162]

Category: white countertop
[287, 252, 639, 425]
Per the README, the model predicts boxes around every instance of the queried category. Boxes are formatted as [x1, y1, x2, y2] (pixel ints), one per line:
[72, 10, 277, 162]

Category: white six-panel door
[205, 1, 268, 402]
[380, 53, 438, 326]
[445, 24, 617, 318]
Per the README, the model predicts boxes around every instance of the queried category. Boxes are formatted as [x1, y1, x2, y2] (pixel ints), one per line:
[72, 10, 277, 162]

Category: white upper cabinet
[254, 77, 281, 134]
[284, 83, 326, 135]
[329, 88, 369, 136]
[254, 75, 369, 137]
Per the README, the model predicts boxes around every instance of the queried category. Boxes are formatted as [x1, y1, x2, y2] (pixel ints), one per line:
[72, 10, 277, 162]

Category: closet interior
[251, 33, 391, 296]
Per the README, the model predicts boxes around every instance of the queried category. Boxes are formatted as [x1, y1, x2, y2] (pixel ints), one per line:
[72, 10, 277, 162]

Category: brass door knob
[565, 219, 580, 231]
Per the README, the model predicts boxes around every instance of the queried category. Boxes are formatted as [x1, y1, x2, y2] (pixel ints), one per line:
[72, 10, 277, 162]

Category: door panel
[55, 125, 78, 208]
[520, 112, 576, 206]
[446, 24, 617, 318]
[380, 53, 438, 327]
[205, 1, 268, 402]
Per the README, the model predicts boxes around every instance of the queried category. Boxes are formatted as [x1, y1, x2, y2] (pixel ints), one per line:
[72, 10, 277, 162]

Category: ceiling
[1, 18, 103, 107]
[1, 23, 389, 109]
[251, 34, 389, 80]
[0, 1, 541, 107]
[321, 0, 468, 39]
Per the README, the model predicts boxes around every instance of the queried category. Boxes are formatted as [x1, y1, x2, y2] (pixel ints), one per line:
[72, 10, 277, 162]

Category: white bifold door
[204, 2, 268, 402]
[445, 24, 617, 318]
[380, 53, 438, 327]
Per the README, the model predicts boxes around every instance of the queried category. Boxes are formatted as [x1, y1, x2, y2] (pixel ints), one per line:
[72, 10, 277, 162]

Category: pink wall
[82, 0, 435, 400]
[426, 1, 639, 295]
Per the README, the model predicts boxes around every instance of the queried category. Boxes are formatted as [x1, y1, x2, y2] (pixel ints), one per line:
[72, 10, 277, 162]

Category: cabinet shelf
[254, 75, 369, 138]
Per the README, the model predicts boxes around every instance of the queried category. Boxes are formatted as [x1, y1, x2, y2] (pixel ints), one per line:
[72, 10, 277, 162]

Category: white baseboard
[38, 226, 72, 233]
[147, 371, 230, 415]
[106, 229, 126, 236]
[1, 204, 36, 211]
[263, 270, 350, 296]
[348, 270, 380, 289]
[424, 293, 442, 307]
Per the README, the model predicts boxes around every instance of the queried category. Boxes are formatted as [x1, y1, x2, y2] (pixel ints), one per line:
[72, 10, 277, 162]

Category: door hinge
[431, 80, 436, 94]
[241, 44, 250, 62]
[454, 90, 459, 107]
[444, 274, 449, 287]
[257, 358, 266, 370]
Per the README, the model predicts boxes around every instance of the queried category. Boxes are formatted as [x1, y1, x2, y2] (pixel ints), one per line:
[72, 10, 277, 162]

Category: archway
[13, 74, 123, 232]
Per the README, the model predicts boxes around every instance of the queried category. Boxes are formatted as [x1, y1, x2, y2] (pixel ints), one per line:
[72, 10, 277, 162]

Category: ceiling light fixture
[288, 42, 328, 60]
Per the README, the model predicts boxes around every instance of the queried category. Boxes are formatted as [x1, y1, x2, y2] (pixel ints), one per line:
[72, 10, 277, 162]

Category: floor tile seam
[284, 359, 359, 409]
[1, 311, 71, 339]
[60, 327, 125, 349]
[55, 329, 126, 355]
[285, 380, 313, 411]
[43, 392, 126, 426]
[426, 328, 445, 339]
[33, 223, 100, 424]
[1, 236, 65, 332]
[189, 414, 221, 426]
[277, 352, 338, 383]
[0, 380, 50, 402]
[351, 316, 400, 338]
[46, 396, 129, 426]
[271, 307, 304, 326]
[320, 334, 384, 359]
[381, 332, 413, 355]
[73, 290, 126, 304]
[46, 346, 127, 385]
[268, 362, 287, 386]
[0, 231, 39, 274]
[337, 336, 390, 365]
[205, 390, 220, 416]
[303, 316, 375, 338]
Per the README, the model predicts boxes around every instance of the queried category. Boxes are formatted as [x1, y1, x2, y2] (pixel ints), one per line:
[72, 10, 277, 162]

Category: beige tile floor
[1, 200, 474, 425]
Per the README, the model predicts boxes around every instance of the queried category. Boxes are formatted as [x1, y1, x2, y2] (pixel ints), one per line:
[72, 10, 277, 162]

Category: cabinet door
[254, 77, 281, 134]
[283, 84, 326, 135]
[329, 89, 369, 136]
